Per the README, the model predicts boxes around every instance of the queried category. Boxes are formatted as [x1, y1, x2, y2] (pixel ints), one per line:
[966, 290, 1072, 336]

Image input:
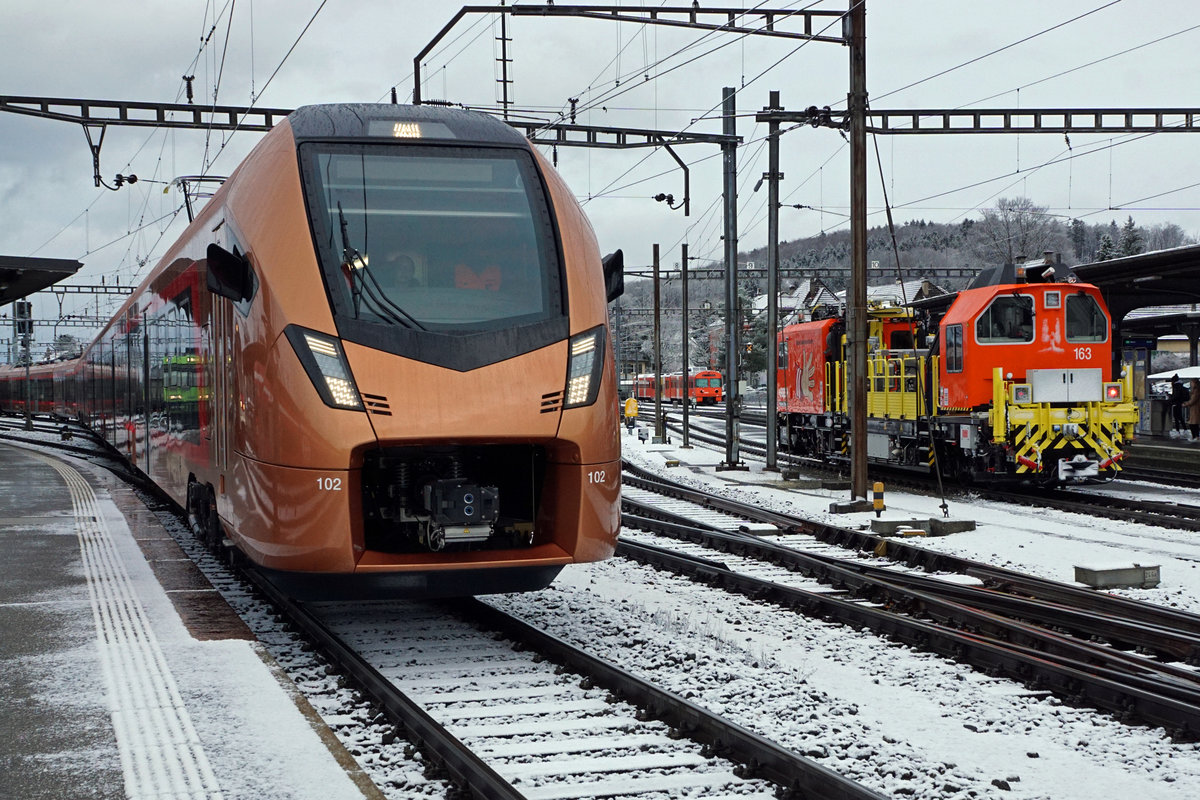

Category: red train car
[2, 103, 625, 596]
[0, 361, 62, 416]
[663, 370, 724, 405]
[634, 373, 657, 401]
[777, 278, 1137, 485]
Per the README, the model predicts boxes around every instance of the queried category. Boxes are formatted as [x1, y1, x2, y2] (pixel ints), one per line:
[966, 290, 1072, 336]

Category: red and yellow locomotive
[777, 273, 1138, 484]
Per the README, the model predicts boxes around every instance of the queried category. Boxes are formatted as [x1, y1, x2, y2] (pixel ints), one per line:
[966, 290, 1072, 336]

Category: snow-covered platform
[0, 440, 380, 800]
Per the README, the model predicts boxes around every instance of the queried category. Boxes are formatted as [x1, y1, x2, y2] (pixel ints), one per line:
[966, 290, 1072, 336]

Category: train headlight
[564, 325, 606, 409]
[1104, 383, 1123, 401]
[285, 326, 364, 411]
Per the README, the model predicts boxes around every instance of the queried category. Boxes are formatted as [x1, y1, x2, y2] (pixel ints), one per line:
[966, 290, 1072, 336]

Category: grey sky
[2, 0, 1198, 332]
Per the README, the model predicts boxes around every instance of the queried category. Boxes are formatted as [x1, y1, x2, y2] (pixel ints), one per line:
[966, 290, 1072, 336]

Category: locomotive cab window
[1065, 292, 1108, 343]
[777, 340, 788, 370]
[946, 324, 964, 372]
[976, 294, 1034, 344]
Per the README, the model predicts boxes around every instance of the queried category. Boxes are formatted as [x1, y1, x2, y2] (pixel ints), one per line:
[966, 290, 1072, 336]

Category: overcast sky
[2, 0, 1199, 335]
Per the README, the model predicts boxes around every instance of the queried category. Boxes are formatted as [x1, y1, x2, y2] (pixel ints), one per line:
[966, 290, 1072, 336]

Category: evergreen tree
[1070, 219, 1087, 260]
[1117, 215, 1145, 257]
[1096, 232, 1117, 261]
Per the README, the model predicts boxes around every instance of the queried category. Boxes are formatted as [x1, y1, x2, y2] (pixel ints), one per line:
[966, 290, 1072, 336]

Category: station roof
[0, 256, 82, 306]
[1119, 309, 1200, 341]
[1071, 243, 1200, 323]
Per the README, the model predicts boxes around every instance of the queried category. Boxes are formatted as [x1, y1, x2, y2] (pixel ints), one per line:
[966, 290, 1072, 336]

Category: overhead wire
[33, 0, 320, 329]
[869, 0, 1125, 106]
[796, 3, 1200, 260]
[202, 0, 329, 176]
[580, 3, 847, 216]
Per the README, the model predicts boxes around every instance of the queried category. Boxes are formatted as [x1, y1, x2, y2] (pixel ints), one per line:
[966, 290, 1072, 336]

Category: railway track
[11, 421, 887, 799]
[1121, 465, 1200, 489]
[622, 463, 1200, 739]
[245, 567, 885, 800]
[650, 410, 1200, 528]
[996, 485, 1200, 532]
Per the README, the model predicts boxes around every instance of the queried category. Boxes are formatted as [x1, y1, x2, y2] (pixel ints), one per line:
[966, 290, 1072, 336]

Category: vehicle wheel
[186, 481, 205, 540]
[202, 487, 230, 560]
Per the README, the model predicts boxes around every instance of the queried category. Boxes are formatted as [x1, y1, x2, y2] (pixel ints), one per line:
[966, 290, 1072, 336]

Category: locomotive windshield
[1065, 292, 1108, 342]
[302, 142, 564, 334]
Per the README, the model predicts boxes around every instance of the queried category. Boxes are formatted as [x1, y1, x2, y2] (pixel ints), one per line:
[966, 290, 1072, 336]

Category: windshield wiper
[336, 202, 425, 331]
[338, 201, 364, 318]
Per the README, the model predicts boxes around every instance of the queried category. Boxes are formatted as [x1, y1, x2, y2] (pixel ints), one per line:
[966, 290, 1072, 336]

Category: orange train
[776, 273, 1138, 485]
[634, 370, 724, 405]
[0, 103, 625, 596]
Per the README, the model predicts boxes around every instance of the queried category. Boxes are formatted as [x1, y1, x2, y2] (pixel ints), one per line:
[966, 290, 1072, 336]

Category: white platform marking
[34, 452, 224, 800]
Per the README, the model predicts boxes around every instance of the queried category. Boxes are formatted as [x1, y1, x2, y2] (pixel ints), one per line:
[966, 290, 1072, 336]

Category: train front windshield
[303, 143, 565, 337]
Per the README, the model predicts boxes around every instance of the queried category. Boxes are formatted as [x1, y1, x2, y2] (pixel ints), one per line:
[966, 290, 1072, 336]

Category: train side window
[1065, 292, 1108, 343]
[976, 295, 1034, 343]
[946, 324, 963, 372]
[777, 340, 788, 370]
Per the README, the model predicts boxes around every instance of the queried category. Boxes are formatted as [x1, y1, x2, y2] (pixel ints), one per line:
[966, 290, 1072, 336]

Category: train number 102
[587, 470, 607, 484]
[317, 477, 343, 491]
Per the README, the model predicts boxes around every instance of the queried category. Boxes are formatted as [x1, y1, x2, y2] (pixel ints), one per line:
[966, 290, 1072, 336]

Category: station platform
[1125, 429, 1200, 477]
[0, 440, 380, 800]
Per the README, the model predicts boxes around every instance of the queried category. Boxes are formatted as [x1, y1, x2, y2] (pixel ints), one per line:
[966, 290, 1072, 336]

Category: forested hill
[734, 199, 1194, 292]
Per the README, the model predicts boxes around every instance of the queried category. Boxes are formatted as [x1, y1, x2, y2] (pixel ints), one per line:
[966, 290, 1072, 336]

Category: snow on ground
[12, 420, 1200, 799]
[489, 424, 1200, 800]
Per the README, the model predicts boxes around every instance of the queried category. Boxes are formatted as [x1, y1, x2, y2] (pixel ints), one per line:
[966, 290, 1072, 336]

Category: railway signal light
[14, 300, 32, 336]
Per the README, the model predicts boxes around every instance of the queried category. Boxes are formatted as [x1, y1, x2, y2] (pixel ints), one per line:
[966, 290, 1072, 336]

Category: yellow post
[872, 481, 885, 517]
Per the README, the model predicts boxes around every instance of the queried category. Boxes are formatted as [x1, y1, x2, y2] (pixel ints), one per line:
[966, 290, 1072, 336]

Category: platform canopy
[0, 255, 82, 307]
[1149, 366, 1200, 380]
[1071, 243, 1200, 322]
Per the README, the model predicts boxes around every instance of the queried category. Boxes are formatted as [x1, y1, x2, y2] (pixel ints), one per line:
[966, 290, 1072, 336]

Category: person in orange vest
[623, 395, 638, 432]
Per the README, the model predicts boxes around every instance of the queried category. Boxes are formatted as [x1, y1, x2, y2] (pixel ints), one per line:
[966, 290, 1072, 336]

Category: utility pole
[680, 242, 692, 448]
[847, 0, 868, 502]
[22, 330, 32, 430]
[720, 86, 745, 470]
[496, 0, 512, 119]
[652, 243, 664, 444]
[764, 89, 783, 472]
[613, 302, 623, 392]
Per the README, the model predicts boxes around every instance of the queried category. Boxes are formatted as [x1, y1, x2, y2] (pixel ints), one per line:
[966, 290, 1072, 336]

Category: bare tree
[975, 197, 1064, 265]
[1145, 221, 1193, 251]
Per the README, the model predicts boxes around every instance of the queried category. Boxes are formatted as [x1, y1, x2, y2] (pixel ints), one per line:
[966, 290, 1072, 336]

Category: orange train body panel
[777, 318, 837, 415]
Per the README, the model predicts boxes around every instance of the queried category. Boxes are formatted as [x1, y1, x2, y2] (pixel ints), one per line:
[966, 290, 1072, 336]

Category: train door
[139, 325, 151, 474]
[211, 297, 231, 475]
[107, 339, 118, 445]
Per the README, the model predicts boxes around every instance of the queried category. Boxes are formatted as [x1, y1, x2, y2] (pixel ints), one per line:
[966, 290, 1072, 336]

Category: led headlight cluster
[564, 325, 606, 409]
[285, 325, 364, 410]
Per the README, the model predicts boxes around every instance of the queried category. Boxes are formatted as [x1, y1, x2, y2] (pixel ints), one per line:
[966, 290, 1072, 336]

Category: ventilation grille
[362, 393, 392, 416]
[540, 391, 563, 414]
